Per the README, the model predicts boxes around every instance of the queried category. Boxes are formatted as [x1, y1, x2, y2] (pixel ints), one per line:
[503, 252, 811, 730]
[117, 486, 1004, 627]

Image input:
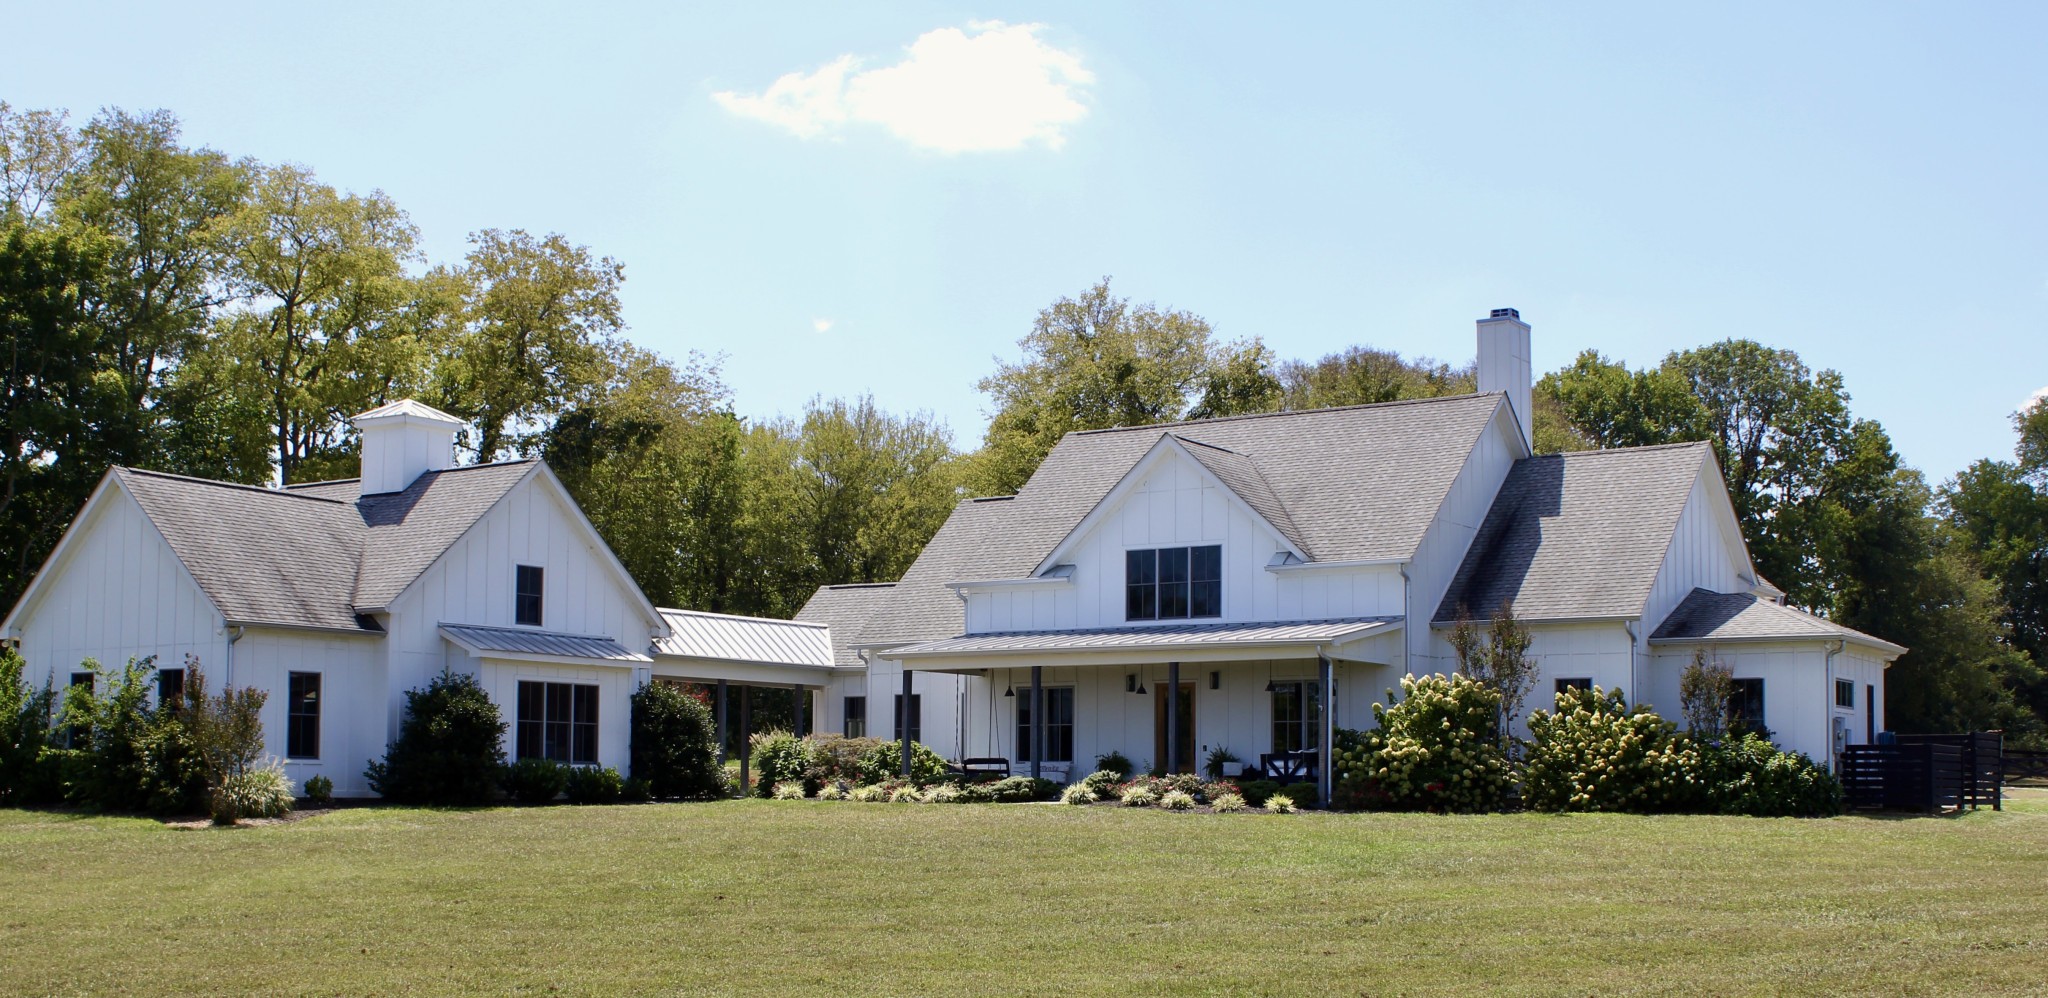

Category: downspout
[1824, 639, 1845, 769]
[1398, 563, 1413, 676]
[225, 625, 247, 687]
[1622, 620, 1639, 706]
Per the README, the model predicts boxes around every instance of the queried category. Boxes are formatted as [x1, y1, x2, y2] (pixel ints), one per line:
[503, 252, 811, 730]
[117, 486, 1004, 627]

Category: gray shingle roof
[794, 583, 903, 666]
[891, 616, 1401, 657]
[112, 461, 536, 632]
[1174, 436, 1309, 557]
[1433, 442, 1711, 623]
[856, 394, 1507, 648]
[655, 608, 834, 668]
[440, 623, 650, 663]
[1650, 588, 1906, 654]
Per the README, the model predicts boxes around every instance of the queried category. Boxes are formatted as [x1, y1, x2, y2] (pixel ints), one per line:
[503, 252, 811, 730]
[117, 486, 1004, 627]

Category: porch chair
[1258, 751, 1318, 783]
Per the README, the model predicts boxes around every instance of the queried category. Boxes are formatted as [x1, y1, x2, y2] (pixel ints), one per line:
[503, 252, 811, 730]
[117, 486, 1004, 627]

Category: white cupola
[353, 399, 464, 495]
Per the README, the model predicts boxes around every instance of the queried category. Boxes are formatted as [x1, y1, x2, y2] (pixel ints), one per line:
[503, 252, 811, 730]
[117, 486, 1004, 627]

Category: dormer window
[515, 565, 544, 626]
[1126, 545, 1222, 621]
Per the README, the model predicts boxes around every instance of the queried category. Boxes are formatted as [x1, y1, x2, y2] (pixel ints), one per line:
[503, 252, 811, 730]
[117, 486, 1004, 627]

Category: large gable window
[515, 565, 544, 626]
[1126, 545, 1221, 621]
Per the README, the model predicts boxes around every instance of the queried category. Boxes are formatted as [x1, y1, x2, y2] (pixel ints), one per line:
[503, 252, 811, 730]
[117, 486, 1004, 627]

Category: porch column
[1030, 665, 1044, 780]
[792, 682, 806, 738]
[900, 668, 914, 778]
[1318, 653, 1334, 808]
[715, 678, 728, 766]
[1167, 661, 1181, 775]
[739, 685, 751, 798]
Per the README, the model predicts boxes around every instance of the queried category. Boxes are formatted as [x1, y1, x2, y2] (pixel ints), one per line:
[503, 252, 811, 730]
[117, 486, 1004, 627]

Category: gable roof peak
[1067, 390, 1505, 438]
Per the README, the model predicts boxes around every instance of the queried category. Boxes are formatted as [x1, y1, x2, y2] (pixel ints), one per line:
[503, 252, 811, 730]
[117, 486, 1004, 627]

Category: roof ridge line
[1068, 391, 1502, 437]
[118, 467, 351, 505]
[1541, 440, 1715, 458]
[658, 606, 827, 628]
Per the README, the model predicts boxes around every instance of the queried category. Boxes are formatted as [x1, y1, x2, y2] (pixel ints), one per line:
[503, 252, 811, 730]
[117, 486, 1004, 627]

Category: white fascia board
[1033, 433, 1309, 576]
[1429, 613, 1638, 629]
[227, 619, 384, 638]
[944, 576, 1075, 592]
[1648, 632, 1907, 659]
[1265, 557, 1408, 575]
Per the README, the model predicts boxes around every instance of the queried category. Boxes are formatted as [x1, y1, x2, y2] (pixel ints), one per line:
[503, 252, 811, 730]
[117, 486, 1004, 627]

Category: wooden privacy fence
[1842, 731, 2004, 813]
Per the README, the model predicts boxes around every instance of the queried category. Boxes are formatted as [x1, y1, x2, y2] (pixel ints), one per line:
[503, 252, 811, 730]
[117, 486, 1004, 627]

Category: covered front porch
[887, 617, 1404, 800]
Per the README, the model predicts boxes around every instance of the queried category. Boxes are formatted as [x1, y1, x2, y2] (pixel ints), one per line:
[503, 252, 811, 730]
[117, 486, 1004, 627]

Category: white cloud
[2023, 385, 2048, 414]
[812, 318, 834, 333]
[713, 22, 1093, 153]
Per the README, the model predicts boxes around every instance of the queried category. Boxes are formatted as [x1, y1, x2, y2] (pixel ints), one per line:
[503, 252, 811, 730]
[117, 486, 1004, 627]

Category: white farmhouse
[2, 401, 836, 796]
[799, 309, 1905, 790]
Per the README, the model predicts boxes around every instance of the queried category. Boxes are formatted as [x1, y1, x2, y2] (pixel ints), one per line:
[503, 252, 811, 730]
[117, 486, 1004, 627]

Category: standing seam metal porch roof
[440, 623, 652, 663]
[888, 617, 1402, 657]
[655, 608, 835, 667]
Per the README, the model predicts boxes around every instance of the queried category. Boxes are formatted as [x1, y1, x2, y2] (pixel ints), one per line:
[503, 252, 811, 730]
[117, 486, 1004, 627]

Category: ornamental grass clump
[1264, 794, 1296, 814]
[771, 780, 807, 800]
[814, 782, 849, 801]
[1210, 793, 1248, 813]
[849, 783, 888, 802]
[1120, 785, 1159, 807]
[1060, 783, 1097, 805]
[1522, 686, 1702, 813]
[921, 783, 964, 804]
[1338, 673, 1511, 813]
[1159, 789, 1197, 811]
[887, 784, 922, 803]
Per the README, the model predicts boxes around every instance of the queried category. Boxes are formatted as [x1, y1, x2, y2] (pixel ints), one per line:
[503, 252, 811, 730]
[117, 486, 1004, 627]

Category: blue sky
[7, 2, 2044, 482]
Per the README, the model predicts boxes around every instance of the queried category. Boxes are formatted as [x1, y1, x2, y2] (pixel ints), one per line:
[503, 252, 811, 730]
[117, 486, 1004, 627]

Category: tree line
[5, 103, 2043, 745]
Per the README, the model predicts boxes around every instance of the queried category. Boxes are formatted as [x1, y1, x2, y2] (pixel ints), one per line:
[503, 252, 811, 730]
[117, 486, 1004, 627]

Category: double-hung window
[515, 565, 544, 626]
[1729, 678, 1766, 735]
[1016, 687, 1075, 763]
[843, 696, 866, 738]
[287, 673, 321, 760]
[157, 668, 186, 714]
[1554, 677, 1593, 697]
[517, 681, 598, 764]
[1834, 679, 1854, 708]
[1271, 680, 1320, 753]
[1126, 545, 1222, 621]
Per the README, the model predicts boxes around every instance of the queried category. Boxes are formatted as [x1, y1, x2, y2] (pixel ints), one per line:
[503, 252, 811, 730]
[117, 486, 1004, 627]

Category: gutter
[224, 625, 246, 686]
[1265, 557, 1410, 575]
[1398, 563, 1413, 674]
[1622, 619, 1639, 705]
[1824, 638, 1845, 765]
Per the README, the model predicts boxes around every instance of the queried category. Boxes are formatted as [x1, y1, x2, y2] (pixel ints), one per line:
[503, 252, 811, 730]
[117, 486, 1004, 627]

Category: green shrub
[986, 775, 1058, 803]
[1078, 769, 1123, 798]
[771, 780, 807, 800]
[1094, 750, 1134, 780]
[1060, 783, 1097, 805]
[0, 649, 59, 807]
[365, 671, 506, 805]
[1280, 781, 1320, 809]
[1160, 789, 1196, 811]
[1702, 734, 1842, 817]
[211, 764, 294, 824]
[63, 658, 157, 811]
[1522, 686, 1704, 813]
[629, 682, 726, 801]
[855, 740, 947, 785]
[565, 766, 625, 805]
[804, 734, 883, 785]
[302, 774, 334, 804]
[1264, 794, 1296, 814]
[749, 731, 820, 797]
[1211, 793, 1248, 813]
[1338, 673, 1511, 813]
[951, 781, 996, 803]
[504, 758, 569, 803]
[1236, 780, 1282, 808]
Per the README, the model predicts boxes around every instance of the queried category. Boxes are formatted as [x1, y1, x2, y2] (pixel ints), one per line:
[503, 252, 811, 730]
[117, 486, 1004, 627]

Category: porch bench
[1259, 751, 1319, 783]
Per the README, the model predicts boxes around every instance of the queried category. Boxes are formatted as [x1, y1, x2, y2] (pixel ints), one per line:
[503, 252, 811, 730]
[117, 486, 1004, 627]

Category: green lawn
[3, 796, 2046, 996]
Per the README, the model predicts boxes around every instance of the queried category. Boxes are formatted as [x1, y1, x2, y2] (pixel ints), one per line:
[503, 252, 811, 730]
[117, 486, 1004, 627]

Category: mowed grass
[2, 795, 2047, 996]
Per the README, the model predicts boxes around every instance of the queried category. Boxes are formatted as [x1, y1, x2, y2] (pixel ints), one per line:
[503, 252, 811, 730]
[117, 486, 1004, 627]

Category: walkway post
[792, 682, 805, 738]
[739, 685, 751, 798]
[1318, 653, 1334, 808]
[900, 669, 914, 779]
[715, 678, 728, 766]
[1030, 665, 1043, 780]
[1167, 661, 1181, 774]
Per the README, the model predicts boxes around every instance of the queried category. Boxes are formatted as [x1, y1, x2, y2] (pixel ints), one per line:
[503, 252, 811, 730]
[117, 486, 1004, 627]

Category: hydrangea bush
[1337, 673, 1511, 812]
[1521, 686, 1703, 813]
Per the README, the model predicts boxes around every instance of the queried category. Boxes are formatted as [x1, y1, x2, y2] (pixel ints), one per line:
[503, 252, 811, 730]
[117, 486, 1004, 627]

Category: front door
[1153, 682, 1196, 774]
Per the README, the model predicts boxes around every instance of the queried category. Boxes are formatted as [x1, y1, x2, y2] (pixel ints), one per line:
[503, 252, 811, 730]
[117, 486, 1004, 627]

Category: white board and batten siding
[1642, 458, 1749, 635]
[1648, 643, 1831, 762]
[12, 485, 225, 688]
[1407, 402, 1523, 675]
[385, 474, 661, 767]
[230, 628, 383, 795]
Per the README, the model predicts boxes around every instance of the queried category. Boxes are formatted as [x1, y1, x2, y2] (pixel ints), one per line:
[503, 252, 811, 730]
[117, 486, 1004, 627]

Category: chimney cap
[352, 398, 464, 428]
[1488, 307, 1521, 320]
